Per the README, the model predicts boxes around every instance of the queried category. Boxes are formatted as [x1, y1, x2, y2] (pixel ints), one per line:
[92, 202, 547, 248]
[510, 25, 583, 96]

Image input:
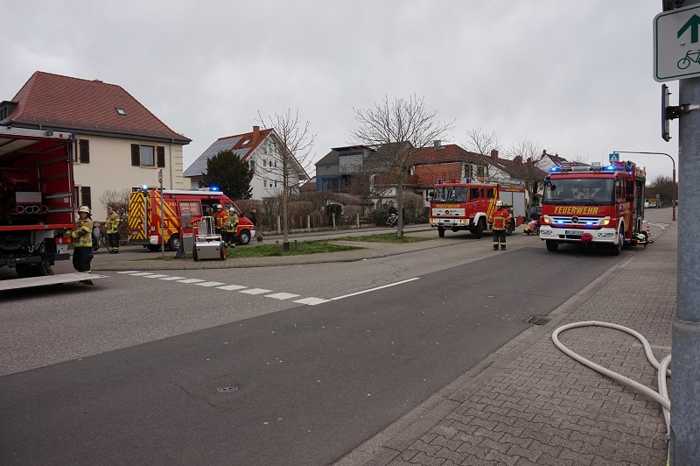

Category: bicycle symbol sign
[655, 5, 700, 82]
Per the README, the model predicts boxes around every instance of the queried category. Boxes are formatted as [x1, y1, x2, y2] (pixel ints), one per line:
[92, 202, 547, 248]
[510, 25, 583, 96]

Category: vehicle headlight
[542, 215, 552, 225]
[600, 216, 611, 226]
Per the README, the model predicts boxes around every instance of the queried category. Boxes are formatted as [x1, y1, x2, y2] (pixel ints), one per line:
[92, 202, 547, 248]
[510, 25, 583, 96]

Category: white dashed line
[117, 270, 139, 274]
[294, 297, 329, 306]
[240, 288, 272, 295]
[217, 284, 247, 291]
[144, 274, 169, 279]
[265, 292, 300, 300]
[159, 276, 185, 281]
[129, 272, 156, 276]
[196, 281, 226, 287]
[177, 278, 206, 284]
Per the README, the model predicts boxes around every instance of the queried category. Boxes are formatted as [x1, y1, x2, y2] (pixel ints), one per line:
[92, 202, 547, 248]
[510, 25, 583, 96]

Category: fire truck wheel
[193, 247, 199, 261]
[239, 230, 251, 245]
[471, 218, 485, 239]
[546, 240, 559, 252]
[167, 235, 181, 252]
[612, 225, 624, 256]
[147, 244, 160, 252]
[438, 227, 445, 238]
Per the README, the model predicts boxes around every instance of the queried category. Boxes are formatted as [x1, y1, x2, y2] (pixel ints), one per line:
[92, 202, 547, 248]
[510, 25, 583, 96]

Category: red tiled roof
[414, 162, 463, 187]
[2, 71, 190, 143]
[410, 144, 486, 165]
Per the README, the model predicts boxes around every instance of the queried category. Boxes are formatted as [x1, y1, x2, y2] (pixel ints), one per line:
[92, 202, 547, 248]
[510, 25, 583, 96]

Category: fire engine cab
[429, 182, 526, 238]
[539, 156, 646, 254]
[127, 187, 255, 251]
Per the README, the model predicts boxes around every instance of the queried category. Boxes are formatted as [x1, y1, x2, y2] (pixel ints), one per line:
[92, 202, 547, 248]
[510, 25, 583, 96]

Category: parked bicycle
[677, 50, 700, 70]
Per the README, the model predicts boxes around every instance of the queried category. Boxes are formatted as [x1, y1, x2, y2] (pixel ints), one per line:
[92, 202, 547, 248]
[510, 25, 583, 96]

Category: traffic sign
[654, 4, 700, 82]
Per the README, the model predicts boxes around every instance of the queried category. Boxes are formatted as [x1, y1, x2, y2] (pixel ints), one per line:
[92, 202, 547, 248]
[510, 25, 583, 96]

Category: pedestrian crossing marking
[144, 274, 168, 279]
[177, 278, 206, 284]
[240, 288, 272, 295]
[265, 292, 300, 300]
[293, 297, 329, 306]
[217, 284, 247, 291]
[159, 276, 185, 281]
[196, 281, 226, 287]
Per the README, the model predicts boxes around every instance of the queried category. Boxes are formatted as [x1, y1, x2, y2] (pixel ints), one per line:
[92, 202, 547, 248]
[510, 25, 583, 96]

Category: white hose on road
[551, 321, 671, 437]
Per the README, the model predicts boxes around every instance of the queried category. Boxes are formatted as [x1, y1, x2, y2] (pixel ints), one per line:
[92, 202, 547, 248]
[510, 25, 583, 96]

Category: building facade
[0, 71, 191, 221]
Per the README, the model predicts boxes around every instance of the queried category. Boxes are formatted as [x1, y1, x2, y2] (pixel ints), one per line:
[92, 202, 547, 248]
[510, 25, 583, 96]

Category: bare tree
[465, 128, 500, 155]
[508, 139, 542, 161]
[508, 140, 545, 206]
[256, 108, 314, 250]
[354, 95, 450, 238]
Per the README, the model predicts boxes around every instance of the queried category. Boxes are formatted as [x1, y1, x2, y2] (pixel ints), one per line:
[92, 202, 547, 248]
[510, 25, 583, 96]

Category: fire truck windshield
[432, 187, 467, 202]
[544, 178, 614, 205]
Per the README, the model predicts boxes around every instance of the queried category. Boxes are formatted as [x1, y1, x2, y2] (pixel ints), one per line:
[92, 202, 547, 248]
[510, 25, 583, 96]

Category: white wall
[72, 134, 190, 221]
[249, 134, 304, 200]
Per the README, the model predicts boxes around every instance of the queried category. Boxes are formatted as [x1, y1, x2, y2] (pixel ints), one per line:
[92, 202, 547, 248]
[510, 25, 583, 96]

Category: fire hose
[551, 321, 671, 438]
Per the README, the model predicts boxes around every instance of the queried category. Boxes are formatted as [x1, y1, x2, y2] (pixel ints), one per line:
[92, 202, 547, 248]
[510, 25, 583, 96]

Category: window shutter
[79, 139, 90, 163]
[131, 144, 140, 166]
[157, 146, 165, 167]
[80, 186, 92, 209]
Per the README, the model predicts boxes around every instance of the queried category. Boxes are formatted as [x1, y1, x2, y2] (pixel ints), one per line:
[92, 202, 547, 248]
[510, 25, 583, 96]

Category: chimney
[490, 149, 499, 160]
[433, 140, 441, 149]
[252, 125, 260, 139]
[514, 155, 523, 165]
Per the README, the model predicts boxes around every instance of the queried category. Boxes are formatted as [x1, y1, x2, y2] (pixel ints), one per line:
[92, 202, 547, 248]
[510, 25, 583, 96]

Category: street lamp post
[612, 150, 677, 221]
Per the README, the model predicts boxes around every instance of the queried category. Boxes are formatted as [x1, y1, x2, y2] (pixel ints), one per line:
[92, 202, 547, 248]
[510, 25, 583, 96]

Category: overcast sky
[2, 1, 677, 182]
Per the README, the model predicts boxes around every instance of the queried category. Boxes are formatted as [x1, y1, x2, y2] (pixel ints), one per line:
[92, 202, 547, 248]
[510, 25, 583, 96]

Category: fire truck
[127, 187, 255, 251]
[429, 182, 526, 238]
[539, 156, 646, 254]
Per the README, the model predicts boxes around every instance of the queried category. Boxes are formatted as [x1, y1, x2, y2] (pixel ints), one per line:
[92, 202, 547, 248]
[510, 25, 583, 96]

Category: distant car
[646, 199, 658, 208]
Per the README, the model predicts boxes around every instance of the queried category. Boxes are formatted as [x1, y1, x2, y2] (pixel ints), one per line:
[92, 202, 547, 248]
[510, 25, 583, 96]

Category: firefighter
[105, 207, 121, 254]
[492, 200, 510, 251]
[223, 207, 239, 247]
[71, 206, 94, 272]
[214, 204, 228, 232]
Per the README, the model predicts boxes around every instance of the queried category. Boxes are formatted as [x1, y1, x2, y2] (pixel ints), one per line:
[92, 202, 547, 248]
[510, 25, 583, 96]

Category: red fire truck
[127, 187, 255, 251]
[539, 157, 646, 254]
[429, 182, 526, 238]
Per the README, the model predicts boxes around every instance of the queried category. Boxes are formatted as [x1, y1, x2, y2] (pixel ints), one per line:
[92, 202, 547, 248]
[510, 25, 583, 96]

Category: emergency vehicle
[539, 155, 646, 254]
[127, 187, 255, 251]
[429, 182, 526, 238]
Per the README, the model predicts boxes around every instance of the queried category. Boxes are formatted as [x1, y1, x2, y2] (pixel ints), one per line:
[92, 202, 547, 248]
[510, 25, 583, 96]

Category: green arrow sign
[677, 14, 700, 43]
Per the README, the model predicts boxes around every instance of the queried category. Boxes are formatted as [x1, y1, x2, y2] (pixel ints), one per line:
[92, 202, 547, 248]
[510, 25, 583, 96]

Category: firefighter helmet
[496, 200, 503, 208]
[215, 204, 223, 210]
[78, 206, 91, 215]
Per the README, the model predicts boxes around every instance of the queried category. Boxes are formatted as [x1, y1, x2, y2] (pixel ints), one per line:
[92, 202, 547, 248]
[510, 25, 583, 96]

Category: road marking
[159, 276, 185, 281]
[217, 284, 247, 291]
[330, 277, 421, 301]
[117, 270, 139, 274]
[177, 278, 206, 284]
[196, 281, 226, 287]
[294, 297, 329, 306]
[240, 288, 272, 295]
[129, 272, 155, 276]
[144, 274, 169, 279]
[265, 292, 300, 300]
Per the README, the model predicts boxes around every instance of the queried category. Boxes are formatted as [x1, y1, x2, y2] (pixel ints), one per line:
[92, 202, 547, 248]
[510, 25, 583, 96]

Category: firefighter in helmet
[213, 204, 228, 233]
[105, 207, 121, 254]
[223, 207, 239, 247]
[71, 206, 94, 272]
[492, 200, 511, 251]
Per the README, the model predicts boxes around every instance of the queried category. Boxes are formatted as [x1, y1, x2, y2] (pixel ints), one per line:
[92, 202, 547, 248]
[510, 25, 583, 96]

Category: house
[185, 126, 309, 200]
[535, 150, 588, 171]
[0, 71, 191, 221]
[315, 145, 376, 193]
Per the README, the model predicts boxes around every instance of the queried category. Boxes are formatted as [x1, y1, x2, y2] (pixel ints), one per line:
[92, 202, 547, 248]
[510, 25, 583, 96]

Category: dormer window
[115, 107, 127, 116]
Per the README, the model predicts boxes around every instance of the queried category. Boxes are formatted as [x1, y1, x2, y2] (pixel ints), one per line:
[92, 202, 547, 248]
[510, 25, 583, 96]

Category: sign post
[655, 4, 700, 81]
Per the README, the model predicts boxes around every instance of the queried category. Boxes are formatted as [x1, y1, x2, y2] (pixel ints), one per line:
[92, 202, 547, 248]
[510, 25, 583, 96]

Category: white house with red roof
[0, 71, 191, 220]
[185, 126, 309, 200]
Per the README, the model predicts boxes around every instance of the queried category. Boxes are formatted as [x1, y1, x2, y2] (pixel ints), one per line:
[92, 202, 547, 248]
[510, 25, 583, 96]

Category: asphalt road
[0, 239, 625, 466]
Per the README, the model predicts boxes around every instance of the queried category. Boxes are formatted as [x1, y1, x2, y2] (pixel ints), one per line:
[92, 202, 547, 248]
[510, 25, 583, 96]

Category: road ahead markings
[144, 274, 169, 279]
[330, 277, 421, 301]
[159, 276, 185, 281]
[217, 284, 247, 291]
[240, 288, 272, 295]
[265, 292, 300, 300]
[177, 278, 206, 284]
[117, 271, 139, 274]
[196, 281, 226, 287]
[294, 297, 329, 306]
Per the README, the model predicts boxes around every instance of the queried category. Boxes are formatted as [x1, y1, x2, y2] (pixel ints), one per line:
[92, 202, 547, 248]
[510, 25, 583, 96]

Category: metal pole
[672, 55, 700, 465]
[159, 169, 165, 258]
[613, 150, 676, 221]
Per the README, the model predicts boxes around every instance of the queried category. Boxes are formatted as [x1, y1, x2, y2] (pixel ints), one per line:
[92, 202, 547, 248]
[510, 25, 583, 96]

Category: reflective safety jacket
[492, 208, 510, 231]
[105, 212, 120, 234]
[71, 219, 94, 248]
[215, 210, 229, 229]
[225, 212, 239, 232]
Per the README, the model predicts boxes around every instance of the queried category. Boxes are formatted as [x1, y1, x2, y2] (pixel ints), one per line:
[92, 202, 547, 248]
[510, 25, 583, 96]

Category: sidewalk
[338, 220, 675, 466]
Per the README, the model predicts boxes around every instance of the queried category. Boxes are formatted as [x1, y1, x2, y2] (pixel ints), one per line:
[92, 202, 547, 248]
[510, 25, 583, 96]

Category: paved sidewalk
[338, 219, 675, 466]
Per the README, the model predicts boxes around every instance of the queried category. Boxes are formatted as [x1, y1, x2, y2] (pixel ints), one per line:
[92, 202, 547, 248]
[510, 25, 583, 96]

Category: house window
[80, 186, 92, 209]
[477, 165, 486, 177]
[274, 180, 278, 188]
[79, 139, 90, 163]
[470, 188, 480, 199]
[131, 144, 156, 167]
[249, 160, 255, 173]
[486, 188, 495, 198]
[115, 107, 127, 116]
